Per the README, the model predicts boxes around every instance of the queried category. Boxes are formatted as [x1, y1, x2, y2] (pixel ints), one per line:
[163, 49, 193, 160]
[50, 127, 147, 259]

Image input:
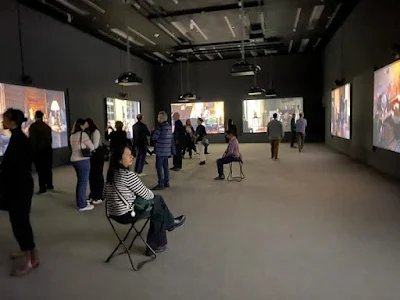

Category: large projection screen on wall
[0, 83, 68, 156]
[170, 101, 225, 134]
[330, 83, 351, 139]
[242, 97, 303, 133]
[373, 60, 400, 153]
[105, 97, 141, 139]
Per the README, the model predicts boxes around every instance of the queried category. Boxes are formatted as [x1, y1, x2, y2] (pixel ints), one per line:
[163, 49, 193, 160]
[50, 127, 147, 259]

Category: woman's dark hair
[72, 118, 86, 134]
[228, 119, 233, 126]
[198, 117, 204, 123]
[85, 118, 98, 136]
[3, 108, 27, 127]
[106, 145, 130, 183]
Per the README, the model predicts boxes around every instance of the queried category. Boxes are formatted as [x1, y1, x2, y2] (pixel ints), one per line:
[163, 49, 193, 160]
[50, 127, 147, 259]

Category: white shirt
[91, 129, 101, 149]
[70, 131, 95, 162]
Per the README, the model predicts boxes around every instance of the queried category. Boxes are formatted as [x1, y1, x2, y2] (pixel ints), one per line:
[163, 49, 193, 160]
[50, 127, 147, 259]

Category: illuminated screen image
[106, 97, 140, 139]
[331, 83, 351, 139]
[242, 97, 303, 133]
[170, 101, 225, 134]
[0, 83, 68, 156]
[373, 60, 400, 153]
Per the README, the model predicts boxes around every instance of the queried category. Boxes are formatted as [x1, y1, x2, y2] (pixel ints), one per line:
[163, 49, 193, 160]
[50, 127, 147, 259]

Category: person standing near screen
[29, 110, 53, 193]
[296, 113, 307, 152]
[152, 111, 175, 190]
[195, 118, 207, 165]
[132, 114, 150, 176]
[1, 109, 38, 276]
[267, 113, 284, 160]
[290, 113, 297, 148]
[171, 112, 185, 171]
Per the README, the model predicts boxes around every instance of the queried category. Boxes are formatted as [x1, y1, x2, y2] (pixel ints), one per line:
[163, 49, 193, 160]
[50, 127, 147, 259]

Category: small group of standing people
[268, 112, 308, 160]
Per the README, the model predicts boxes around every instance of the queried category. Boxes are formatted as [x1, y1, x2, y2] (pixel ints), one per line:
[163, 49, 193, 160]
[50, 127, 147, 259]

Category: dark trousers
[8, 176, 35, 251]
[205, 145, 209, 153]
[173, 143, 183, 169]
[33, 147, 53, 191]
[217, 156, 240, 177]
[271, 139, 280, 159]
[111, 195, 174, 248]
[297, 132, 305, 152]
[134, 148, 147, 174]
[290, 131, 297, 147]
[89, 148, 105, 200]
[156, 156, 169, 186]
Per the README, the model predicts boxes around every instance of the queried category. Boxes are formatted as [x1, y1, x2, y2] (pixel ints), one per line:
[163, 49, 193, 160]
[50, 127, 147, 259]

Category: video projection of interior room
[331, 83, 351, 140]
[242, 97, 303, 133]
[0, 83, 68, 156]
[170, 101, 225, 134]
[106, 97, 141, 140]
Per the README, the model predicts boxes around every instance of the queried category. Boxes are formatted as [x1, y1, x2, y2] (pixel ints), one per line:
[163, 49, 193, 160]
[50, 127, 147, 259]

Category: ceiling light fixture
[195, 54, 202, 60]
[153, 52, 174, 63]
[111, 28, 144, 47]
[171, 21, 192, 41]
[115, 1, 142, 87]
[224, 16, 236, 38]
[54, 0, 89, 15]
[157, 23, 181, 43]
[204, 54, 214, 60]
[325, 3, 342, 29]
[128, 27, 156, 45]
[288, 40, 294, 53]
[78, 0, 105, 14]
[190, 19, 208, 40]
[299, 38, 310, 52]
[171, 0, 179, 4]
[313, 37, 322, 48]
[264, 49, 278, 55]
[308, 5, 325, 30]
[293, 8, 302, 32]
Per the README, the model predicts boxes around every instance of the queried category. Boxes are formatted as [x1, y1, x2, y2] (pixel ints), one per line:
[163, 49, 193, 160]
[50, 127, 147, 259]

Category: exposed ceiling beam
[148, 0, 264, 19]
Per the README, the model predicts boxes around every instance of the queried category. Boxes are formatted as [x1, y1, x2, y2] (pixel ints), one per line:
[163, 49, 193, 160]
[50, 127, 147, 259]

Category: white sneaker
[79, 204, 94, 211]
[137, 173, 147, 177]
[92, 199, 103, 205]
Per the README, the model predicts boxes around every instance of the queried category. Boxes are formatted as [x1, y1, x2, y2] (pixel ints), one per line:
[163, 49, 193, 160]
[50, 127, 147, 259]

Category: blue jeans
[156, 156, 169, 186]
[72, 160, 90, 209]
[134, 149, 146, 174]
[217, 156, 240, 177]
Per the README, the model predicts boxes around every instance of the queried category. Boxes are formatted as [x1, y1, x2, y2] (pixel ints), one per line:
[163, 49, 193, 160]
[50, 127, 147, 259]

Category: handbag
[80, 132, 92, 157]
[112, 182, 153, 214]
[201, 136, 209, 146]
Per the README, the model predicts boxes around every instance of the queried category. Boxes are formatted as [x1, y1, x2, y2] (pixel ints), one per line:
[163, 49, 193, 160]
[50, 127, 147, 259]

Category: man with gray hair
[152, 111, 175, 190]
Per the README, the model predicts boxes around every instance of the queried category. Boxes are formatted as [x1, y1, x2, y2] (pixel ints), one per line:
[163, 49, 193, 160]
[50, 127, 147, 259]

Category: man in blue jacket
[152, 111, 175, 190]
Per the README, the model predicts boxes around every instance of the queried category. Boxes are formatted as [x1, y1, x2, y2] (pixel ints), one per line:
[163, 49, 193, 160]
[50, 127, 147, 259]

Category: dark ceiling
[20, 0, 359, 65]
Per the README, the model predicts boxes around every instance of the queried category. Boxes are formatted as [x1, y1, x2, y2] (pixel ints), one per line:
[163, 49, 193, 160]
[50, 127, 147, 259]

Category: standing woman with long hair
[70, 119, 95, 211]
[183, 119, 196, 158]
[1, 108, 38, 276]
[195, 118, 206, 165]
[85, 118, 104, 205]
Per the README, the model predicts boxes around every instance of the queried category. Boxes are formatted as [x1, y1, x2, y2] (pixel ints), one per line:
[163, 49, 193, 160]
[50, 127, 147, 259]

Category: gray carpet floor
[1, 143, 400, 300]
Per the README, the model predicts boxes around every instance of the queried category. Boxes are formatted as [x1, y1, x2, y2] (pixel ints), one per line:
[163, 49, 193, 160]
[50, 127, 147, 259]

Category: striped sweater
[103, 168, 154, 216]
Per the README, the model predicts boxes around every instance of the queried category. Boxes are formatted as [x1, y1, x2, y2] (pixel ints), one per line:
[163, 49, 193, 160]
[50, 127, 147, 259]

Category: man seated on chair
[103, 145, 186, 256]
[214, 129, 241, 180]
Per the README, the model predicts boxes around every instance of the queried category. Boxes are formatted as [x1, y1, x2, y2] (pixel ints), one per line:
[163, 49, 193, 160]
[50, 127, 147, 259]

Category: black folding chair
[105, 202, 156, 271]
[227, 159, 245, 182]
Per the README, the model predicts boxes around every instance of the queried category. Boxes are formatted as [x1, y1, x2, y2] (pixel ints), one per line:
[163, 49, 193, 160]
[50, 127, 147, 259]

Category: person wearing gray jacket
[267, 113, 284, 160]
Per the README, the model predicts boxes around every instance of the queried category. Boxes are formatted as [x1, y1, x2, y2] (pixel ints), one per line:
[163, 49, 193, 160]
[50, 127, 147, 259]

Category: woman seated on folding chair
[104, 145, 186, 256]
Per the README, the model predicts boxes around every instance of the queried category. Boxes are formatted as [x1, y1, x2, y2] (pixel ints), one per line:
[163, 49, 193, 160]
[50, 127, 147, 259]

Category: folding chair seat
[105, 203, 156, 271]
[227, 158, 245, 182]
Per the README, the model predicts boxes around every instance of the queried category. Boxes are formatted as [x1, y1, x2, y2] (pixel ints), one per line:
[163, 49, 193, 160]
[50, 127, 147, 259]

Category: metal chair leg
[227, 161, 245, 182]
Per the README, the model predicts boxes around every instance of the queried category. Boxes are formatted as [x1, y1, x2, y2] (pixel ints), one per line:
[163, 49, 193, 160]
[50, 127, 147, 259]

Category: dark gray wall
[323, 0, 400, 179]
[156, 54, 324, 143]
[0, 0, 155, 165]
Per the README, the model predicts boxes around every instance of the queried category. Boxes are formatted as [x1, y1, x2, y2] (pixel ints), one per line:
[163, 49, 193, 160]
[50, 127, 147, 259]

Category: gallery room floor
[1, 143, 400, 300]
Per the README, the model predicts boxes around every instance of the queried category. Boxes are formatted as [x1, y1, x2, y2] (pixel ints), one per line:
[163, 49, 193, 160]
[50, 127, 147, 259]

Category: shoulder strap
[112, 182, 132, 209]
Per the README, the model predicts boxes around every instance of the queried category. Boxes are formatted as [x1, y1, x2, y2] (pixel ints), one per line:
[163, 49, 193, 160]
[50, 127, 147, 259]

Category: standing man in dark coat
[132, 114, 150, 176]
[29, 110, 53, 193]
[171, 112, 185, 171]
[290, 113, 297, 148]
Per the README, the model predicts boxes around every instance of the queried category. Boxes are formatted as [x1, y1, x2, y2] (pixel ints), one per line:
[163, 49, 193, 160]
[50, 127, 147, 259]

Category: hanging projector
[178, 92, 196, 102]
[115, 72, 142, 86]
[248, 86, 266, 96]
[231, 60, 261, 76]
[265, 88, 277, 97]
